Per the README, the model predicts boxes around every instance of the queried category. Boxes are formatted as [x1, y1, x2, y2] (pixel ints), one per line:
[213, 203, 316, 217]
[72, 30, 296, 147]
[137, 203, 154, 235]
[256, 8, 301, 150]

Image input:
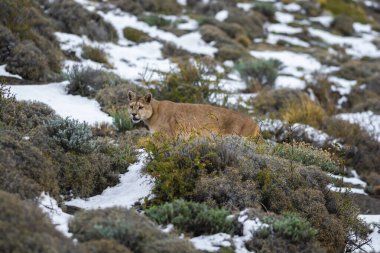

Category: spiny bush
[0, 25, 18, 64]
[332, 15, 354, 36]
[79, 240, 133, 253]
[66, 65, 123, 97]
[272, 142, 340, 173]
[0, 190, 75, 253]
[46, 117, 96, 153]
[148, 60, 221, 104]
[81, 45, 110, 65]
[69, 207, 197, 253]
[225, 8, 265, 39]
[236, 58, 281, 89]
[110, 0, 181, 15]
[253, 2, 276, 20]
[42, 0, 117, 42]
[96, 83, 137, 113]
[112, 110, 134, 132]
[145, 199, 235, 236]
[123, 27, 151, 43]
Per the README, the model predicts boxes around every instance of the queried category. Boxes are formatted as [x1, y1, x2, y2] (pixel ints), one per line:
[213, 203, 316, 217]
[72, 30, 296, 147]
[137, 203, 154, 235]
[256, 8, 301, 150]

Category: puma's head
[127, 91, 153, 123]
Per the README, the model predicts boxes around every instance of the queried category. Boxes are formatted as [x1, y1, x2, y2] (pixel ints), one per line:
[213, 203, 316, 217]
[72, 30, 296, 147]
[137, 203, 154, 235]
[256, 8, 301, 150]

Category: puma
[127, 91, 260, 138]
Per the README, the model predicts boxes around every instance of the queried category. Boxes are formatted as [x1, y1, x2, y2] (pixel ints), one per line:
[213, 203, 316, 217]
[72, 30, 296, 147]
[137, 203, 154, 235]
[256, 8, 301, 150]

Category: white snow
[7, 82, 113, 125]
[191, 233, 232, 252]
[309, 28, 380, 58]
[283, 3, 302, 12]
[267, 23, 303, 34]
[177, 0, 187, 6]
[38, 192, 72, 237]
[358, 215, 380, 253]
[66, 149, 153, 209]
[336, 111, 380, 142]
[328, 184, 368, 195]
[353, 23, 372, 34]
[328, 172, 367, 188]
[267, 33, 309, 47]
[250, 50, 322, 78]
[215, 10, 229, 22]
[310, 16, 333, 27]
[275, 12, 294, 24]
[329, 76, 357, 95]
[177, 19, 199, 30]
[275, 75, 306, 89]
[0, 65, 22, 79]
[237, 3, 253, 11]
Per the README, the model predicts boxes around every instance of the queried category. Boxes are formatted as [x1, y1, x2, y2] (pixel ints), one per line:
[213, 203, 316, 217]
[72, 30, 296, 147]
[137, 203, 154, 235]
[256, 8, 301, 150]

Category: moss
[145, 199, 235, 236]
[81, 45, 110, 65]
[0, 190, 75, 253]
[123, 27, 151, 43]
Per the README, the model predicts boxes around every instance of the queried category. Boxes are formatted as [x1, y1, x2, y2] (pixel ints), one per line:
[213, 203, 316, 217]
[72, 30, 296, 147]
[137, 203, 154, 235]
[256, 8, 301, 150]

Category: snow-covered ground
[358, 215, 380, 253]
[66, 149, 153, 209]
[7, 82, 113, 125]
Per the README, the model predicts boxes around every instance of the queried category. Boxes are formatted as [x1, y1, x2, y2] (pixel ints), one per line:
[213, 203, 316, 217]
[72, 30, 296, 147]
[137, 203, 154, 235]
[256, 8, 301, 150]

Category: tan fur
[127, 91, 260, 138]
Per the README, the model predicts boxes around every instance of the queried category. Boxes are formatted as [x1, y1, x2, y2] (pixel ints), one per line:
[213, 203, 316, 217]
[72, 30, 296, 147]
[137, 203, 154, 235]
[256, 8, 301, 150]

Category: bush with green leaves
[123, 27, 151, 43]
[66, 65, 123, 97]
[46, 117, 95, 153]
[145, 199, 235, 236]
[112, 110, 134, 132]
[69, 207, 198, 253]
[253, 2, 276, 19]
[81, 45, 109, 65]
[148, 60, 221, 104]
[236, 58, 281, 88]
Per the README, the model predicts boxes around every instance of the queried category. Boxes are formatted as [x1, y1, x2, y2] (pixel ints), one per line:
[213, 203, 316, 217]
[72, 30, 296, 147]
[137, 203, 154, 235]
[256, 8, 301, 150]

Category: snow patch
[267, 23, 303, 34]
[66, 149, 153, 209]
[275, 12, 294, 24]
[215, 10, 229, 22]
[0, 65, 22, 79]
[358, 215, 380, 253]
[275, 75, 306, 89]
[191, 233, 232, 252]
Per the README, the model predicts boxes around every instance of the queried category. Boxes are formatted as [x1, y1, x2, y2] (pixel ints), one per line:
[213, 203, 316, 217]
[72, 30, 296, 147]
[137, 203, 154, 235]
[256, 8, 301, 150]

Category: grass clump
[66, 65, 123, 97]
[112, 110, 134, 132]
[145, 199, 235, 236]
[319, 0, 368, 23]
[272, 142, 340, 173]
[123, 27, 151, 43]
[138, 14, 171, 27]
[81, 45, 109, 65]
[149, 60, 220, 104]
[0, 191, 75, 253]
[236, 58, 281, 89]
[69, 207, 197, 253]
[46, 117, 96, 153]
[79, 240, 133, 253]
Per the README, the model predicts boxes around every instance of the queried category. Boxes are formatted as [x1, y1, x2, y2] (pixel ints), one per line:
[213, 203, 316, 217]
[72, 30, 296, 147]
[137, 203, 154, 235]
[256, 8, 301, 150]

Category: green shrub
[148, 60, 220, 104]
[319, 0, 367, 23]
[216, 43, 246, 61]
[272, 142, 341, 173]
[145, 199, 234, 236]
[46, 117, 96, 153]
[332, 15, 354, 36]
[66, 65, 123, 97]
[0, 25, 18, 64]
[253, 2, 276, 19]
[123, 27, 150, 43]
[69, 207, 197, 253]
[236, 58, 281, 88]
[79, 240, 133, 253]
[81, 45, 109, 65]
[112, 110, 134, 132]
[0, 190, 75, 253]
[96, 83, 136, 113]
[266, 213, 318, 242]
[138, 14, 171, 27]
[225, 9, 265, 39]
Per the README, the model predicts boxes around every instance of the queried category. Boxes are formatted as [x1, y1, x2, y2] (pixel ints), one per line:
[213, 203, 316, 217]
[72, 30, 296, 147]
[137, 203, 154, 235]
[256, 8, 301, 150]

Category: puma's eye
[130, 105, 133, 109]
[139, 106, 143, 109]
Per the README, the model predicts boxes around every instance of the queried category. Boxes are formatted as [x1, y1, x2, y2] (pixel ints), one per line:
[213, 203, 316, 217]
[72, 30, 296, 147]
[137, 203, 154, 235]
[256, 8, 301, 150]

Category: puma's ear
[128, 90, 136, 101]
[145, 93, 152, 103]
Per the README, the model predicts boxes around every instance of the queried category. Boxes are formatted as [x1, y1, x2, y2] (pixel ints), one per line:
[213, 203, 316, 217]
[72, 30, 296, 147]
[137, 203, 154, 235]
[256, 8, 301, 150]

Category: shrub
[272, 142, 340, 173]
[216, 43, 246, 61]
[145, 199, 235, 236]
[138, 14, 171, 27]
[5, 41, 50, 81]
[253, 2, 276, 19]
[0, 191, 75, 253]
[279, 96, 327, 128]
[148, 60, 220, 104]
[44, 0, 117, 41]
[66, 65, 123, 97]
[332, 15, 354, 36]
[46, 117, 96, 153]
[112, 110, 134, 132]
[236, 58, 281, 88]
[200, 25, 232, 44]
[225, 9, 265, 39]
[81, 45, 109, 65]
[319, 0, 367, 23]
[123, 27, 151, 43]
[69, 207, 197, 253]
[96, 83, 136, 113]
[161, 42, 190, 58]
[79, 240, 133, 253]
[0, 25, 18, 64]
